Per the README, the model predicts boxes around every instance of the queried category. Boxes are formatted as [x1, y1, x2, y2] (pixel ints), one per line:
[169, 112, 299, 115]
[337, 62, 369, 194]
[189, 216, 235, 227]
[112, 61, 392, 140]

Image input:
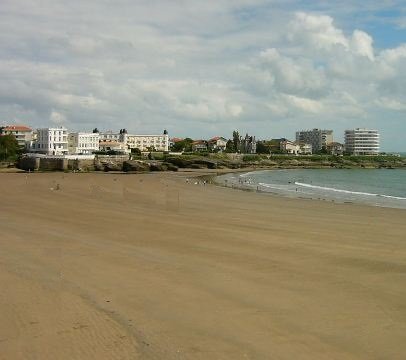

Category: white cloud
[288, 12, 348, 51]
[350, 30, 374, 60]
[49, 110, 66, 124]
[0, 1, 405, 149]
[283, 95, 323, 113]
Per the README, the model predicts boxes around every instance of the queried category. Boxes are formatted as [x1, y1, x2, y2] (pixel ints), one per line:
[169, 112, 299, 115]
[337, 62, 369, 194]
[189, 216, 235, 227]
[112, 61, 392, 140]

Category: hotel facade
[31, 127, 68, 155]
[344, 128, 380, 155]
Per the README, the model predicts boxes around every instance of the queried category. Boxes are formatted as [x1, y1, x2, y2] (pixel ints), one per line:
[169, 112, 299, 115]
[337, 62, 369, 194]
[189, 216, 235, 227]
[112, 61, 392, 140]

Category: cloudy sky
[1, 0, 405, 150]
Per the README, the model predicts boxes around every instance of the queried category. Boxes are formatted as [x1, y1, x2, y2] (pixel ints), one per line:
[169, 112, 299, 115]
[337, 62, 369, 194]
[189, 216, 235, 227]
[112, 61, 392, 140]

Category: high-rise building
[344, 128, 380, 155]
[295, 129, 333, 152]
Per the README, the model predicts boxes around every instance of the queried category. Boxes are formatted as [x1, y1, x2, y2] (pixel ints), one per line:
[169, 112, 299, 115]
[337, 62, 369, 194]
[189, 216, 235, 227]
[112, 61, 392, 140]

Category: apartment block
[1, 125, 33, 148]
[344, 129, 380, 155]
[296, 129, 333, 152]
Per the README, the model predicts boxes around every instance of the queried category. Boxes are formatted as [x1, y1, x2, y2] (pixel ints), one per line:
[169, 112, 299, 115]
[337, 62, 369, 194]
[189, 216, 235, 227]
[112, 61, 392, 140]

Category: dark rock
[164, 157, 193, 168]
[122, 160, 150, 172]
[149, 162, 166, 171]
[103, 162, 122, 172]
[194, 159, 217, 169]
[162, 162, 178, 171]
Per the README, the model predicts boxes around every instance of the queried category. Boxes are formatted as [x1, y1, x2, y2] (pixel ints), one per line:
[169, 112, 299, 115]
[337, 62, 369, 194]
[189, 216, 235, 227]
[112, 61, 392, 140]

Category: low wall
[96, 154, 130, 162]
[18, 157, 67, 171]
[18, 157, 40, 171]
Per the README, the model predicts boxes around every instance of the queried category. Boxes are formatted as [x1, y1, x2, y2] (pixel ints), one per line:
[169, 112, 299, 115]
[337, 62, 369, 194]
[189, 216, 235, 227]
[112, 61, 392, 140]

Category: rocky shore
[14, 153, 406, 173]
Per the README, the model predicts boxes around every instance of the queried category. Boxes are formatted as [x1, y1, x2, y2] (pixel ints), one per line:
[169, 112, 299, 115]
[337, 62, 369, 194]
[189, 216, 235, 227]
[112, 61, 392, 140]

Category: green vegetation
[171, 138, 193, 152]
[0, 134, 21, 161]
[242, 154, 261, 162]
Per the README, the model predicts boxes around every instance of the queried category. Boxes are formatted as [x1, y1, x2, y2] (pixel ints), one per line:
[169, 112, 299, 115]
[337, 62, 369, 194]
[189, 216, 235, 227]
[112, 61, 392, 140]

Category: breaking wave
[294, 182, 406, 200]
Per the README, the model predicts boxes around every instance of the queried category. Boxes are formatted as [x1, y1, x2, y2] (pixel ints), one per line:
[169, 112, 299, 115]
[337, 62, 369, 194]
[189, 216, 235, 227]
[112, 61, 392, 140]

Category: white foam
[294, 182, 406, 200]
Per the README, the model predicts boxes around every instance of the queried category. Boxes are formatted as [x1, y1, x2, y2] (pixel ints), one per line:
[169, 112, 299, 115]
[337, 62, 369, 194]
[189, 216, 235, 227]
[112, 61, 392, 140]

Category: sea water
[217, 169, 406, 209]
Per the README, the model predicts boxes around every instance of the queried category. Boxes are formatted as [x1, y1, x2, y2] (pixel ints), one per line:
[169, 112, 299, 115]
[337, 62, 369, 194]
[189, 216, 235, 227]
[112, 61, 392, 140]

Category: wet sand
[1, 171, 405, 359]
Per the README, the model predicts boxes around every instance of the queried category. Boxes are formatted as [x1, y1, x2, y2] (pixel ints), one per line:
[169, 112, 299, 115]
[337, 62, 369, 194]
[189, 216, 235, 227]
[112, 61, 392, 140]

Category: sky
[1, 0, 405, 151]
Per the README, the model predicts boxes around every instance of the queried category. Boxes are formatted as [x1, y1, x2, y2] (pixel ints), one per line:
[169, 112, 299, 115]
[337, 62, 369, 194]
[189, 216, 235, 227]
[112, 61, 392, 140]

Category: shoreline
[211, 168, 406, 210]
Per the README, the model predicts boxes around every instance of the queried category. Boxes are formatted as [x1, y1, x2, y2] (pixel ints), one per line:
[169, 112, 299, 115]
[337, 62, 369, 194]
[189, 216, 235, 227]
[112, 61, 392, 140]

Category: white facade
[31, 127, 68, 155]
[99, 131, 121, 142]
[280, 140, 301, 155]
[208, 137, 227, 152]
[345, 129, 380, 155]
[99, 131, 169, 152]
[68, 132, 100, 154]
[299, 143, 312, 154]
[125, 134, 169, 152]
[99, 140, 129, 154]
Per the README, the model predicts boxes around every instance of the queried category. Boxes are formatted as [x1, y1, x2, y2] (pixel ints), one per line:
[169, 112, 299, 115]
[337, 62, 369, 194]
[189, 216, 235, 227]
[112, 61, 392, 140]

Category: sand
[0, 171, 405, 359]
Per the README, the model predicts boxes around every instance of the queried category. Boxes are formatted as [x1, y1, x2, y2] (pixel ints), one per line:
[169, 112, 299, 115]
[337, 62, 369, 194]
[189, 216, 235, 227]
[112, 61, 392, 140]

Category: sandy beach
[1, 171, 405, 359]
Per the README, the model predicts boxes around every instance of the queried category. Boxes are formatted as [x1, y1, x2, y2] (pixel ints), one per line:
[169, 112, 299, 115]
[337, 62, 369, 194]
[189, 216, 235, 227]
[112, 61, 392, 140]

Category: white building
[99, 130, 169, 152]
[99, 140, 129, 154]
[99, 130, 121, 142]
[68, 132, 100, 154]
[208, 136, 227, 152]
[296, 129, 333, 152]
[125, 133, 169, 152]
[344, 128, 380, 155]
[1, 125, 33, 149]
[31, 127, 68, 155]
[280, 140, 301, 155]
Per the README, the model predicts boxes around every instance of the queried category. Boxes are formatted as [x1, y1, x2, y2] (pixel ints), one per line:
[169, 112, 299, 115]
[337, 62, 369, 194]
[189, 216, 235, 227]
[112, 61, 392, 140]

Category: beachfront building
[99, 129, 169, 152]
[327, 142, 344, 156]
[344, 129, 380, 155]
[299, 143, 313, 154]
[192, 140, 208, 152]
[0, 125, 33, 149]
[125, 133, 169, 152]
[30, 127, 68, 155]
[280, 139, 301, 155]
[99, 140, 129, 154]
[208, 136, 227, 152]
[296, 129, 333, 152]
[99, 130, 122, 142]
[68, 132, 100, 154]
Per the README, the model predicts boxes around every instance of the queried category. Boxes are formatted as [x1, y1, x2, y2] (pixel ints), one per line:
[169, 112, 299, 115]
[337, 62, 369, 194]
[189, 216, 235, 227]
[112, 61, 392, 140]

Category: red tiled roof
[3, 125, 32, 132]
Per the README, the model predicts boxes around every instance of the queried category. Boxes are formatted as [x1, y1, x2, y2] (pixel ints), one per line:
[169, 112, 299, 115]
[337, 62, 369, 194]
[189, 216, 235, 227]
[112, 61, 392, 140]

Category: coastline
[1, 171, 406, 359]
[212, 168, 406, 210]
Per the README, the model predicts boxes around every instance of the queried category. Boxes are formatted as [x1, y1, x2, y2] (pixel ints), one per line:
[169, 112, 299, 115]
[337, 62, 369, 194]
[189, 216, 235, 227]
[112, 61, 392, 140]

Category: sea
[217, 168, 406, 209]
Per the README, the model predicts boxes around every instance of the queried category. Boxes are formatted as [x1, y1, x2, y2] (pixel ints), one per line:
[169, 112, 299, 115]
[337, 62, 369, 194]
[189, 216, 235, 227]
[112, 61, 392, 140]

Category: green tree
[172, 138, 193, 152]
[225, 139, 234, 152]
[0, 134, 20, 161]
[256, 141, 271, 154]
[232, 131, 240, 152]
